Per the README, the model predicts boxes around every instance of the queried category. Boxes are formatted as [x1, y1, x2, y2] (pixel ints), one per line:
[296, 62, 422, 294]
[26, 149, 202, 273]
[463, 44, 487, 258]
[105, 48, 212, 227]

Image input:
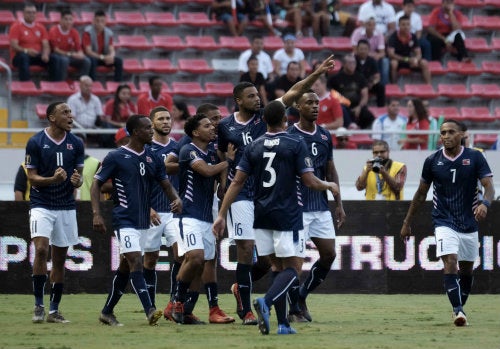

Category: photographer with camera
[355, 140, 407, 200]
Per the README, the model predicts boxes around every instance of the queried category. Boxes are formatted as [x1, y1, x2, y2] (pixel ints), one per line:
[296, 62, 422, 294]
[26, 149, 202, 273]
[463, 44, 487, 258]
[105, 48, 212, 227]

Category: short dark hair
[372, 139, 389, 150]
[399, 15, 411, 23]
[60, 8, 72, 17]
[263, 101, 285, 127]
[247, 55, 258, 65]
[46, 102, 65, 118]
[149, 106, 169, 119]
[126, 115, 147, 135]
[233, 81, 255, 100]
[197, 103, 219, 115]
[357, 39, 370, 47]
[403, 0, 415, 5]
[442, 119, 463, 130]
[148, 75, 162, 86]
[94, 10, 106, 18]
[184, 113, 208, 138]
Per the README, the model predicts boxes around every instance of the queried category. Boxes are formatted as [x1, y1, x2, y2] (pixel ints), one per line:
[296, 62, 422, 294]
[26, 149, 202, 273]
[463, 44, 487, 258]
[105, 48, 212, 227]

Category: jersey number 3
[263, 152, 276, 188]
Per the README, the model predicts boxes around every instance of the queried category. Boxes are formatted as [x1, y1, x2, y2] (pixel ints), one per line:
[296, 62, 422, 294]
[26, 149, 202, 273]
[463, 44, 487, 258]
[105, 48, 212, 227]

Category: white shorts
[303, 211, 336, 240]
[179, 217, 216, 260]
[434, 226, 478, 261]
[227, 200, 255, 241]
[212, 193, 219, 222]
[255, 229, 305, 258]
[143, 212, 180, 252]
[115, 227, 147, 254]
[29, 208, 78, 247]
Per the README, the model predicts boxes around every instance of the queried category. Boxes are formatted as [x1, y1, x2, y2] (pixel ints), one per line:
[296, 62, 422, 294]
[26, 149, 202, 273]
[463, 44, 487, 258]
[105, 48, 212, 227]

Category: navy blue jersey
[95, 146, 168, 230]
[25, 130, 85, 210]
[150, 138, 179, 213]
[288, 124, 333, 212]
[178, 143, 220, 222]
[421, 147, 493, 233]
[169, 135, 217, 158]
[238, 132, 314, 231]
[217, 111, 267, 201]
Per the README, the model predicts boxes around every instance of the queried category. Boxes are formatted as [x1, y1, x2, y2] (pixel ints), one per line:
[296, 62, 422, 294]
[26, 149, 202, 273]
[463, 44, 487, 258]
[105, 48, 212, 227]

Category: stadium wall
[1, 201, 500, 294]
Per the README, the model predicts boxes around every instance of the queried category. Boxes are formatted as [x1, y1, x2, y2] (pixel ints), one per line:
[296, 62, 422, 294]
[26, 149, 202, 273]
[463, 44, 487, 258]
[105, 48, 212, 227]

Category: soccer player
[287, 91, 346, 322]
[91, 115, 182, 326]
[218, 55, 336, 325]
[170, 114, 236, 325]
[213, 100, 339, 335]
[26, 102, 85, 323]
[400, 119, 494, 326]
[141, 106, 179, 310]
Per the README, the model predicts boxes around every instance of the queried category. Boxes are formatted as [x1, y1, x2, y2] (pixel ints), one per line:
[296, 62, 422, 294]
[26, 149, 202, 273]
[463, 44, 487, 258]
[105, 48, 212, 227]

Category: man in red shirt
[49, 9, 91, 81]
[82, 10, 123, 82]
[311, 75, 344, 131]
[9, 3, 63, 81]
[137, 76, 173, 116]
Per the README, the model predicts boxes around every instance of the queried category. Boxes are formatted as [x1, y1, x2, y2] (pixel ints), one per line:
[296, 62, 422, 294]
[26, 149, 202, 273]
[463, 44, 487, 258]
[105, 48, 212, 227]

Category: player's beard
[154, 127, 171, 137]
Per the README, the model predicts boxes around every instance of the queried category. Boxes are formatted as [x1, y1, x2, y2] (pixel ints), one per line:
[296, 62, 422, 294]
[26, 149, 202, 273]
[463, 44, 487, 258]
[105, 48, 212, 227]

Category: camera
[369, 157, 387, 173]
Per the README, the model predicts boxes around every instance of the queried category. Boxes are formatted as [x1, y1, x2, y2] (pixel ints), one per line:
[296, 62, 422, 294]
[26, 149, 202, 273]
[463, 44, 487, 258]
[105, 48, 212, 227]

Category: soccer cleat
[277, 323, 297, 335]
[183, 313, 206, 325]
[32, 305, 45, 323]
[46, 311, 70, 323]
[453, 311, 468, 327]
[163, 301, 174, 321]
[241, 311, 258, 325]
[298, 297, 312, 322]
[253, 298, 270, 335]
[99, 312, 123, 327]
[171, 301, 184, 324]
[230, 283, 245, 319]
[209, 306, 235, 324]
[287, 311, 309, 323]
[147, 308, 162, 326]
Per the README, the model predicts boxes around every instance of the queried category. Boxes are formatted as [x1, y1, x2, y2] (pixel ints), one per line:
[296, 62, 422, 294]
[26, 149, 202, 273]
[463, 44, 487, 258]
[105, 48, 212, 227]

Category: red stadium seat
[40, 81, 76, 96]
[142, 59, 177, 73]
[369, 107, 388, 118]
[472, 15, 500, 30]
[428, 106, 461, 119]
[145, 12, 177, 27]
[0, 10, 15, 26]
[35, 103, 48, 119]
[428, 61, 447, 75]
[419, 0, 441, 5]
[151, 35, 186, 50]
[492, 38, 500, 51]
[185, 36, 218, 51]
[263, 36, 284, 51]
[481, 61, 500, 75]
[349, 134, 374, 149]
[446, 61, 480, 75]
[456, 0, 483, 6]
[321, 37, 352, 52]
[11, 81, 41, 96]
[295, 37, 321, 51]
[485, 0, 500, 6]
[404, 84, 437, 99]
[218, 105, 230, 116]
[385, 84, 405, 99]
[77, 80, 107, 97]
[138, 80, 171, 94]
[116, 35, 152, 50]
[219, 36, 251, 51]
[178, 59, 214, 74]
[123, 58, 147, 74]
[460, 107, 493, 122]
[204, 82, 234, 97]
[473, 134, 498, 147]
[64, 0, 92, 3]
[437, 84, 469, 99]
[465, 38, 491, 53]
[470, 84, 500, 99]
[178, 12, 216, 27]
[0, 34, 9, 49]
[171, 82, 206, 97]
[113, 11, 147, 27]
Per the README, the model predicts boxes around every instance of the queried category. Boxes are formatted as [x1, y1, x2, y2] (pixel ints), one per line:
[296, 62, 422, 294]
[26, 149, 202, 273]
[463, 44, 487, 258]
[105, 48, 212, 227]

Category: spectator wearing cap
[334, 127, 358, 149]
[114, 127, 130, 147]
[396, 0, 432, 61]
[272, 34, 306, 79]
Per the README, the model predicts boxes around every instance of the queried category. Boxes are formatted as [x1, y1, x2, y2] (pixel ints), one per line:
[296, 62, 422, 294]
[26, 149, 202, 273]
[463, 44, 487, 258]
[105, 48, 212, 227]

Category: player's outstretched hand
[315, 54, 336, 75]
[400, 222, 411, 242]
[212, 216, 226, 239]
[170, 198, 182, 214]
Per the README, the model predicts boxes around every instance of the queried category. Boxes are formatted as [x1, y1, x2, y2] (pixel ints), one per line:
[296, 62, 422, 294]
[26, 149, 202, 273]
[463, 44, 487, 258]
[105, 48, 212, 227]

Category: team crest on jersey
[25, 155, 31, 165]
[305, 157, 313, 168]
[321, 105, 328, 112]
[67, 143, 73, 150]
[254, 118, 261, 125]
[462, 159, 470, 165]
[146, 156, 153, 163]
[321, 134, 328, 140]
[190, 150, 198, 160]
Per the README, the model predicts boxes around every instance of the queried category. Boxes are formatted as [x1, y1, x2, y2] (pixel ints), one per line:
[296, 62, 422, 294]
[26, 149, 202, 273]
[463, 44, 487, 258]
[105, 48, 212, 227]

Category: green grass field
[0, 294, 498, 349]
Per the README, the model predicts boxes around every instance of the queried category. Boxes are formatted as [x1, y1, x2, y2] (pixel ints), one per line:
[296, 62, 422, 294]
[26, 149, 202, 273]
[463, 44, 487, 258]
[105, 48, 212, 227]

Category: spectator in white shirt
[238, 35, 274, 80]
[371, 99, 407, 150]
[272, 34, 306, 78]
[357, 0, 396, 40]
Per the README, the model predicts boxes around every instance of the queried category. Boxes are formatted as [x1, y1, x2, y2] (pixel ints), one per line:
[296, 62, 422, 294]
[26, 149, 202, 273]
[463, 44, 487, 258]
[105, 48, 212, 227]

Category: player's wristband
[482, 200, 491, 208]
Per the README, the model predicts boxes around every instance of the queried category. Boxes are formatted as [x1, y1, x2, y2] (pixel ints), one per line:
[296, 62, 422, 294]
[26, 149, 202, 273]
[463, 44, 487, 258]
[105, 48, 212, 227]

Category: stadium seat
[472, 15, 500, 30]
[492, 38, 500, 51]
[473, 134, 498, 147]
[64, 0, 92, 3]
[40, 81, 76, 96]
[419, 0, 441, 6]
[481, 61, 500, 75]
[35, 103, 48, 119]
[123, 58, 147, 74]
[178, 12, 216, 27]
[219, 36, 251, 51]
[437, 84, 469, 99]
[106, 81, 140, 96]
[349, 134, 374, 149]
[295, 37, 321, 51]
[113, 11, 148, 27]
[0, 10, 15, 26]
[456, 0, 483, 6]
[404, 84, 437, 99]
[428, 61, 447, 75]
[129, 0, 154, 3]
[11, 81, 41, 96]
[145, 12, 177, 27]
[321, 37, 352, 52]
[116, 35, 152, 50]
[368, 107, 387, 118]
[485, 0, 500, 6]
[171, 82, 206, 97]
[151, 35, 186, 51]
[470, 84, 500, 99]
[138, 80, 171, 93]
[177, 59, 214, 74]
[428, 106, 461, 119]
[385, 84, 405, 98]
[204, 82, 234, 97]
[465, 38, 491, 53]
[460, 107, 493, 122]
[48, 11, 82, 24]
[263, 36, 284, 51]
[218, 105, 230, 116]
[142, 59, 177, 73]
[446, 61, 480, 75]
[0, 34, 9, 49]
[80, 80, 107, 97]
[185, 36, 218, 51]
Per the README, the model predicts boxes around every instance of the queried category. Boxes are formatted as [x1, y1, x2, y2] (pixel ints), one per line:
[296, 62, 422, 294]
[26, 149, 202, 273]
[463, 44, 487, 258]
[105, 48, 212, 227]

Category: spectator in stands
[212, 0, 247, 36]
[334, 127, 358, 149]
[311, 75, 344, 130]
[114, 127, 130, 147]
[240, 55, 268, 106]
[240, 0, 282, 36]
[273, 61, 302, 98]
[82, 10, 123, 82]
[355, 139, 407, 200]
[399, 98, 430, 150]
[14, 162, 30, 201]
[74, 134, 100, 201]
[351, 17, 389, 86]
[67, 75, 104, 145]
[423, 99, 443, 150]
[170, 99, 191, 140]
[395, 0, 432, 61]
[328, 0, 357, 37]
[102, 84, 137, 129]
[372, 98, 407, 151]
[137, 75, 174, 116]
[426, 0, 470, 62]
[327, 55, 375, 129]
[355, 39, 385, 107]
[387, 16, 431, 84]
[281, 0, 314, 38]
[272, 34, 306, 79]
[357, 0, 396, 40]
[311, 0, 333, 37]
[9, 3, 63, 81]
[49, 8, 91, 81]
[238, 35, 274, 81]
